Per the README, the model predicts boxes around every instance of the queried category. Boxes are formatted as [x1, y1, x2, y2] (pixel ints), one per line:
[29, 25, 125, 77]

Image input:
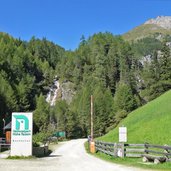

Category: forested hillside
[0, 32, 64, 135]
[0, 31, 171, 140]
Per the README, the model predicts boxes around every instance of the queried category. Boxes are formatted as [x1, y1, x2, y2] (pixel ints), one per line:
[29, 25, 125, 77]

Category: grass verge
[98, 90, 171, 145]
[7, 156, 36, 159]
[85, 142, 171, 171]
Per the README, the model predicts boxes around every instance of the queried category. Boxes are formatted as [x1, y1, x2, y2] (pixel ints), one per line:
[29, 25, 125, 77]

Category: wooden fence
[95, 140, 171, 163]
[125, 143, 145, 157]
[0, 138, 6, 144]
[0, 138, 11, 152]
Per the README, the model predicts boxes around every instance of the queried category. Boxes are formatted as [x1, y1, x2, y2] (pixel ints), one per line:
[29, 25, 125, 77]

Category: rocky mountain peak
[144, 16, 171, 29]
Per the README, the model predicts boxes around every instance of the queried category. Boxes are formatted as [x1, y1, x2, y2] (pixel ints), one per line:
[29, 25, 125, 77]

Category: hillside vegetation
[98, 90, 171, 145]
[0, 29, 171, 141]
[123, 24, 171, 41]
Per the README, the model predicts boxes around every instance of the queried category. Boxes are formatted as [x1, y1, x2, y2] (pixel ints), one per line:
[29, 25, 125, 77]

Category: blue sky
[0, 0, 171, 50]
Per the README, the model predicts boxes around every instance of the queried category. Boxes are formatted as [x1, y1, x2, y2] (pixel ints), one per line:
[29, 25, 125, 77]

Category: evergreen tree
[54, 100, 68, 133]
[34, 94, 50, 132]
[114, 81, 137, 118]
[93, 86, 114, 136]
[160, 42, 171, 87]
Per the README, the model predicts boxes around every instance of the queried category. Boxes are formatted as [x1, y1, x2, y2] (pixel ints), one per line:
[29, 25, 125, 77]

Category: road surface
[0, 139, 148, 171]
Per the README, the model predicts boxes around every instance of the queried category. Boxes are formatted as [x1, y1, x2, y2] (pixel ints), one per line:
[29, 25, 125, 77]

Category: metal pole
[91, 95, 93, 141]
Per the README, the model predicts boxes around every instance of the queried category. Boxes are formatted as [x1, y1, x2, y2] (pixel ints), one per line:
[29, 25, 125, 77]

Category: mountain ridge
[145, 16, 171, 29]
[123, 16, 171, 41]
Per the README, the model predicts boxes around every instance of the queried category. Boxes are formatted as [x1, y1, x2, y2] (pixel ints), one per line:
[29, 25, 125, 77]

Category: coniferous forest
[0, 32, 171, 140]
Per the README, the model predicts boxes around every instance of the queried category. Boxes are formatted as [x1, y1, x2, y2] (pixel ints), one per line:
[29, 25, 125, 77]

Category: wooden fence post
[145, 142, 149, 154]
[120, 143, 125, 158]
[164, 144, 170, 162]
[114, 143, 118, 157]
[117, 143, 125, 158]
[143, 143, 149, 162]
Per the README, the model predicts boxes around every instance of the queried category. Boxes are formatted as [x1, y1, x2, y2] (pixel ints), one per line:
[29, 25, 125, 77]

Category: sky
[0, 0, 171, 50]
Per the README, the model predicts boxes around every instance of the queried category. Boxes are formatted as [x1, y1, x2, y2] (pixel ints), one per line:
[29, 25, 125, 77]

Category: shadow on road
[49, 154, 62, 158]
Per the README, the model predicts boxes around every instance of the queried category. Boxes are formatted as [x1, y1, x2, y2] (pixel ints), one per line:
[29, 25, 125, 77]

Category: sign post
[11, 112, 33, 156]
[118, 126, 127, 158]
[90, 95, 94, 141]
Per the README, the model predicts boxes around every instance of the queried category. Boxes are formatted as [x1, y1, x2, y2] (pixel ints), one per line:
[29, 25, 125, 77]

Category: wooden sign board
[119, 127, 127, 142]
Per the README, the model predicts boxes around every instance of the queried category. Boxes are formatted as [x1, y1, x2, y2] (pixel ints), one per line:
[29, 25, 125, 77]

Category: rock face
[61, 81, 75, 104]
[145, 16, 171, 29]
[46, 79, 75, 106]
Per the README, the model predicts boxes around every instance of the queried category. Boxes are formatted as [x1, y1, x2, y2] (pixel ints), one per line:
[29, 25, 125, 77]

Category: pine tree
[34, 94, 50, 132]
[114, 81, 137, 115]
[160, 42, 171, 87]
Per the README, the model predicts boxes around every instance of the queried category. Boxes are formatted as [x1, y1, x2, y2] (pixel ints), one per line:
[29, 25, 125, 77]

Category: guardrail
[95, 140, 171, 163]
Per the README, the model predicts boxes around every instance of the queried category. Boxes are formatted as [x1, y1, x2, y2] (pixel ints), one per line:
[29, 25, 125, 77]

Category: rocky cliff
[46, 79, 75, 106]
[145, 16, 171, 29]
[123, 16, 171, 41]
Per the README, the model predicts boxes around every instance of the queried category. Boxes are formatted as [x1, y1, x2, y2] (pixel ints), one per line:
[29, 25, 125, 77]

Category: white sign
[11, 112, 33, 156]
[119, 127, 127, 142]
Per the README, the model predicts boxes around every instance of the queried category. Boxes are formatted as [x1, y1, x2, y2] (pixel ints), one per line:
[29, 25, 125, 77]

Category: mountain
[145, 16, 171, 29]
[1, 24, 171, 140]
[98, 90, 171, 145]
[123, 16, 171, 41]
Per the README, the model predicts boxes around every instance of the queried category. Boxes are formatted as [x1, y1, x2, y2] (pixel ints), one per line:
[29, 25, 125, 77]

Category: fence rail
[0, 143, 11, 152]
[0, 138, 6, 144]
[0, 138, 11, 152]
[125, 143, 145, 158]
[95, 140, 171, 163]
[95, 141, 115, 156]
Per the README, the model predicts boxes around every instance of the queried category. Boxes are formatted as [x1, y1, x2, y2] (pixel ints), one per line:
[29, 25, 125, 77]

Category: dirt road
[0, 139, 147, 171]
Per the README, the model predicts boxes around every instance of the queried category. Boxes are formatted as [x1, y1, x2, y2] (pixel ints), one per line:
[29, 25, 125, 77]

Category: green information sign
[53, 131, 65, 137]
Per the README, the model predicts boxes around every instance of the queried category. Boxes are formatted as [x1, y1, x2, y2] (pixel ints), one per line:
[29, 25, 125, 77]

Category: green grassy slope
[98, 90, 171, 145]
[123, 24, 171, 41]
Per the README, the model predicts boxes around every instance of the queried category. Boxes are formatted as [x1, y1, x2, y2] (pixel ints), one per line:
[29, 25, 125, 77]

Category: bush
[33, 131, 51, 145]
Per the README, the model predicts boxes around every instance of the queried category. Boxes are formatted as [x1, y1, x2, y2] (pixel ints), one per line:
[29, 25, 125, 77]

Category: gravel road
[0, 139, 148, 171]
